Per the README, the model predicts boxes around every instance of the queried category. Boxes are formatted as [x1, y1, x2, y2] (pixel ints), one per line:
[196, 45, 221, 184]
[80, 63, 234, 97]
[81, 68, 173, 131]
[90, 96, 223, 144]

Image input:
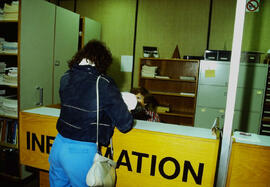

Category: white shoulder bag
[86, 75, 117, 187]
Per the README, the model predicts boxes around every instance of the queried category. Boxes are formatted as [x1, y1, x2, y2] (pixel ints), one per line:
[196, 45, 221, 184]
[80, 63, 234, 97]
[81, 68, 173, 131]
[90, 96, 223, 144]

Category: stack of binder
[1, 1, 19, 21]
[141, 65, 158, 78]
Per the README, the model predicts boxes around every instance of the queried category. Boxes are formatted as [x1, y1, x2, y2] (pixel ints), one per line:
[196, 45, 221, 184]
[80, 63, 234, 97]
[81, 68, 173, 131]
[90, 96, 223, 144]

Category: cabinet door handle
[36, 87, 43, 106]
[201, 108, 206, 112]
[55, 60, 60, 66]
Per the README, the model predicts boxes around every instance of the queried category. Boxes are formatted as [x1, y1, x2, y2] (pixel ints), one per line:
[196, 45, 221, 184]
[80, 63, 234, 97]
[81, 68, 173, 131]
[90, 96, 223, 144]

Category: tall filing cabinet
[195, 60, 268, 133]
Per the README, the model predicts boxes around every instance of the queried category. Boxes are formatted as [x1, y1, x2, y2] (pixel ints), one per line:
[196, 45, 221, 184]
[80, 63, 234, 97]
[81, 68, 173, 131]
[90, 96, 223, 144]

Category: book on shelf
[0, 118, 17, 145]
[0, 120, 3, 141]
[141, 65, 158, 77]
[1, 120, 7, 142]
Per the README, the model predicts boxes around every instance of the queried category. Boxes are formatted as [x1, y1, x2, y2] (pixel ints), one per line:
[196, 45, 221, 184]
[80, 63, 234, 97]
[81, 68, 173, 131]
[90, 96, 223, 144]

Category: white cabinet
[83, 16, 101, 43]
[53, 6, 79, 104]
[20, 0, 79, 109]
[195, 60, 268, 133]
[79, 16, 101, 49]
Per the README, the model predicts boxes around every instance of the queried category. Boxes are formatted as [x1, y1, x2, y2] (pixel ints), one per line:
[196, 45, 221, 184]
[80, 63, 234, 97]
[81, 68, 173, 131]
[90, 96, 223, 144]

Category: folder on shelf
[155, 75, 170, 79]
[179, 76, 196, 81]
[156, 106, 170, 113]
[179, 92, 195, 97]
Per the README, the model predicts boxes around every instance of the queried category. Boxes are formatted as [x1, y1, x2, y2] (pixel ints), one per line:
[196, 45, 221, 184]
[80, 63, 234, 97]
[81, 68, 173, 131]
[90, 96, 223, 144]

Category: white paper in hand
[121, 92, 137, 111]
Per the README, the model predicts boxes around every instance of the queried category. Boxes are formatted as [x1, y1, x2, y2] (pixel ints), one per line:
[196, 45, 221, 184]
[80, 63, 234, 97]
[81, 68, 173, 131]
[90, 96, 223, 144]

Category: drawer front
[233, 111, 261, 133]
[235, 88, 264, 112]
[195, 107, 261, 133]
[199, 61, 229, 86]
[195, 106, 225, 129]
[199, 61, 268, 89]
[197, 84, 227, 108]
[238, 64, 268, 89]
[197, 85, 264, 113]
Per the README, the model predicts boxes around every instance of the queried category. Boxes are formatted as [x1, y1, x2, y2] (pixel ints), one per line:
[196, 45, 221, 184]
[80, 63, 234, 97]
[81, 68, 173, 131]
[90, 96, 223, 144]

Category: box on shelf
[205, 50, 263, 63]
[204, 50, 231, 61]
[240, 52, 262, 63]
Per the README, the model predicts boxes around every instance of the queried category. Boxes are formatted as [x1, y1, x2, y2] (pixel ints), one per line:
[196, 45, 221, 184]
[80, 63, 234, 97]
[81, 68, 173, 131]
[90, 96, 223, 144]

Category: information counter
[226, 131, 270, 186]
[19, 107, 219, 187]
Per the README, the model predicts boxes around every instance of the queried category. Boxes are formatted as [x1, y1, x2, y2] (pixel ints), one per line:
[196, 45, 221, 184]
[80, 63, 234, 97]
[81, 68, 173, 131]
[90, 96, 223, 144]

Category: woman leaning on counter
[48, 40, 134, 187]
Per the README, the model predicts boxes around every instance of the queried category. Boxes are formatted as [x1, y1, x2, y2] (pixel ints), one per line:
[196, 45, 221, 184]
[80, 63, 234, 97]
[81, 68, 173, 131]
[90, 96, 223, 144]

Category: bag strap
[96, 75, 113, 156]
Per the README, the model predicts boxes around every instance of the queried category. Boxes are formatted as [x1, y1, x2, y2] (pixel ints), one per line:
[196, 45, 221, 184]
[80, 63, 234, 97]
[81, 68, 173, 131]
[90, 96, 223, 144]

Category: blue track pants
[49, 134, 97, 187]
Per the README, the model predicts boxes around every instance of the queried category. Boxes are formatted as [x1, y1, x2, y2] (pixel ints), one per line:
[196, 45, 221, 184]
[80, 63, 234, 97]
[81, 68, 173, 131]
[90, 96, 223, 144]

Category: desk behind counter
[19, 107, 219, 187]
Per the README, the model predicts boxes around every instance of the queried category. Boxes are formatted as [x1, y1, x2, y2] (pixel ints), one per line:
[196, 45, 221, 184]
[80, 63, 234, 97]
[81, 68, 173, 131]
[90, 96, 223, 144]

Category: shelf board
[141, 57, 199, 63]
[0, 80, 18, 88]
[0, 142, 18, 149]
[141, 77, 196, 83]
[157, 111, 194, 118]
[150, 91, 195, 98]
[0, 52, 18, 56]
[0, 114, 18, 119]
[262, 117, 270, 122]
[0, 172, 20, 180]
[0, 19, 18, 23]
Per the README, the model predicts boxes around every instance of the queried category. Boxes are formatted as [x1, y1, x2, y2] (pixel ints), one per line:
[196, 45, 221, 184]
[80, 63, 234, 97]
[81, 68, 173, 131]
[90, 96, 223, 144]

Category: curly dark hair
[130, 87, 149, 96]
[130, 87, 158, 111]
[68, 40, 112, 74]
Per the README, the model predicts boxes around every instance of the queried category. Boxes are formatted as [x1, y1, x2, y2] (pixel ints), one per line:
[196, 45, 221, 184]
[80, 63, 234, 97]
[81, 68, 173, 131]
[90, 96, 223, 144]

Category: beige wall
[60, 0, 136, 91]
[210, 0, 270, 54]
[209, 0, 236, 50]
[134, 0, 210, 87]
[59, 0, 270, 89]
[60, 0, 210, 89]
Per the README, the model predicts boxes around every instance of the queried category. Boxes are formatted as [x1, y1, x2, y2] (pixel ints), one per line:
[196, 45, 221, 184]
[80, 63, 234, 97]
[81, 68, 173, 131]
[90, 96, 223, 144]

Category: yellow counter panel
[226, 132, 270, 187]
[19, 107, 219, 187]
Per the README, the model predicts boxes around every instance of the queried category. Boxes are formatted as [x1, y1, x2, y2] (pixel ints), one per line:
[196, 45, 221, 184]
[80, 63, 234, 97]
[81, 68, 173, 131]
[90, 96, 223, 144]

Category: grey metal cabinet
[195, 60, 268, 133]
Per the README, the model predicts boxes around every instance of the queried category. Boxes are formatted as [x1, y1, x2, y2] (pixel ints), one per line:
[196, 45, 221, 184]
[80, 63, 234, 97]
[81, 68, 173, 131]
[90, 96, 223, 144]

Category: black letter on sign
[159, 157, 180, 180]
[116, 150, 132, 171]
[32, 134, 44, 153]
[132, 151, 149, 173]
[46, 136, 55, 154]
[182, 161, 204, 185]
[104, 147, 113, 159]
[150, 155, 157, 176]
[27, 132, 30, 150]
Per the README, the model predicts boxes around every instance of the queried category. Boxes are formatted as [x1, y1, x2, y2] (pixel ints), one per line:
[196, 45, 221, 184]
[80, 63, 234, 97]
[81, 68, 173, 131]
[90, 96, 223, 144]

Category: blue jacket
[56, 64, 133, 146]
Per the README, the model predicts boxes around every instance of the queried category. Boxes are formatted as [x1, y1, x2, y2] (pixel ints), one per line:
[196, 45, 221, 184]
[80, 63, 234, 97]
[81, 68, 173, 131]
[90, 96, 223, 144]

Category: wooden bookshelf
[139, 58, 199, 126]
